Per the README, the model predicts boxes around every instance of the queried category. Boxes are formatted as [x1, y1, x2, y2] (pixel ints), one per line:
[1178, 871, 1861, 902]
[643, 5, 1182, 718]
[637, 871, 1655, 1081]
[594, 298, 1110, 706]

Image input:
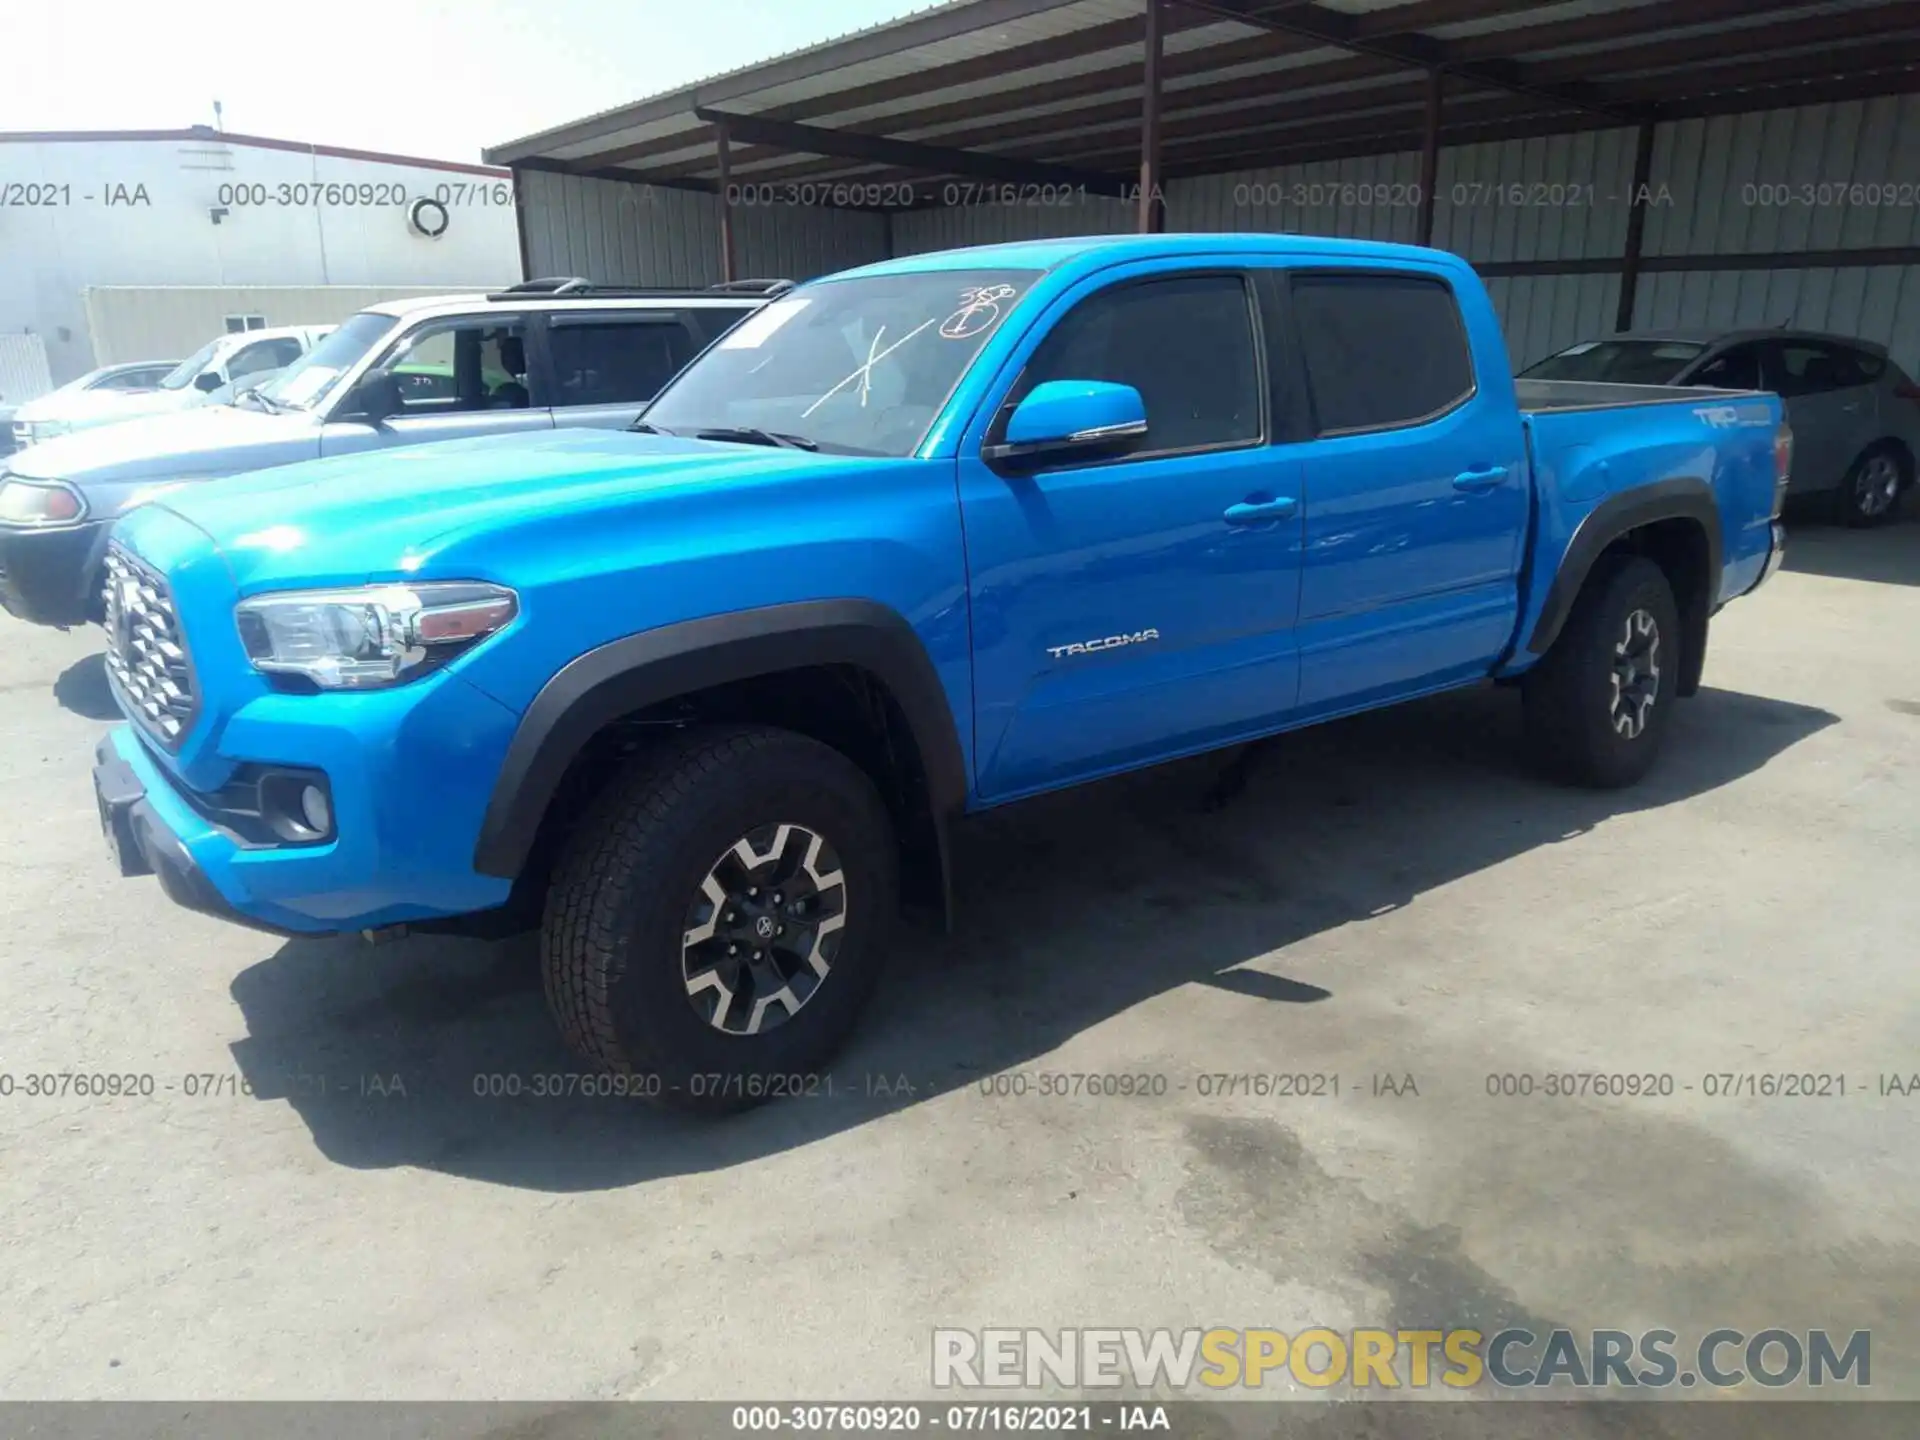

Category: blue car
[89, 234, 1788, 1109]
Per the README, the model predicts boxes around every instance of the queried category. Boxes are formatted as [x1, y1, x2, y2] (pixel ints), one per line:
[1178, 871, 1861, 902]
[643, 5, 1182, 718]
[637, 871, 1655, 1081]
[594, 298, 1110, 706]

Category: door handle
[1452, 465, 1509, 492]
[1223, 496, 1298, 525]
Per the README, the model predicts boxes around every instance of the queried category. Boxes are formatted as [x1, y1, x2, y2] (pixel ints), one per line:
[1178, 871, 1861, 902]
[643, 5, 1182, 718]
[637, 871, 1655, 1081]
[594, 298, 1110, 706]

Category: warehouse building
[0, 128, 521, 391]
[484, 0, 1920, 373]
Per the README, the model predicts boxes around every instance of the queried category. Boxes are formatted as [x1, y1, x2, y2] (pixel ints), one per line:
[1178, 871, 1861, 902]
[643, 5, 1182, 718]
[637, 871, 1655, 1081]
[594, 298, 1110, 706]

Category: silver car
[1523, 329, 1920, 526]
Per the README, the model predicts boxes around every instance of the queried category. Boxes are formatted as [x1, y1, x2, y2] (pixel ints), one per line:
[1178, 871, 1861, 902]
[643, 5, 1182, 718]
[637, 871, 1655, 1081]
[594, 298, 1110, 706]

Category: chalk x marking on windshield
[803, 318, 936, 418]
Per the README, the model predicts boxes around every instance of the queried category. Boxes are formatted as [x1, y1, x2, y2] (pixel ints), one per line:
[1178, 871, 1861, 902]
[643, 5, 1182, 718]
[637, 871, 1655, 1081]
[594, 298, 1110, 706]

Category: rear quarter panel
[1506, 391, 1780, 674]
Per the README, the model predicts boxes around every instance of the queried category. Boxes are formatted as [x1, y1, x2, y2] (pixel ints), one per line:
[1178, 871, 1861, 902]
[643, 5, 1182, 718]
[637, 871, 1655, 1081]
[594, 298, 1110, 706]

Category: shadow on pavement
[1782, 507, 1920, 587]
[225, 681, 1837, 1191]
[52, 650, 119, 720]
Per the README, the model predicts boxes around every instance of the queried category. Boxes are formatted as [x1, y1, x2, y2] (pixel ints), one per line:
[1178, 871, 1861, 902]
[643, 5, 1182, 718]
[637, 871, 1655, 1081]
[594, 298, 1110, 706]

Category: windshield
[641, 268, 1039, 456]
[1521, 339, 1707, 385]
[158, 339, 225, 391]
[261, 311, 401, 411]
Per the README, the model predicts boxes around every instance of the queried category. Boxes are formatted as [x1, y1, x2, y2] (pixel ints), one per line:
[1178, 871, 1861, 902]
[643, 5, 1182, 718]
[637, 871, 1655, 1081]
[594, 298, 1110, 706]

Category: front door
[319, 316, 552, 458]
[1763, 339, 1876, 493]
[957, 266, 1304, 802]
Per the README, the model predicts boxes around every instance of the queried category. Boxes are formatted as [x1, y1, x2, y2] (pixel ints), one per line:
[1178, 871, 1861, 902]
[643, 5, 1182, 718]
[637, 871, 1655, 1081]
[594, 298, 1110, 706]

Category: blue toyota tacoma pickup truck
[89, 234, 1789, 1108]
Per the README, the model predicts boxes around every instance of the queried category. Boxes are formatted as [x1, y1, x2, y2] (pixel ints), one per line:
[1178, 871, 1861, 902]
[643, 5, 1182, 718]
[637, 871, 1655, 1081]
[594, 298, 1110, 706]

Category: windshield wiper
[236, 386, 281, 414]
[630, 420, 676, 435]
[691, 426, 819, 452]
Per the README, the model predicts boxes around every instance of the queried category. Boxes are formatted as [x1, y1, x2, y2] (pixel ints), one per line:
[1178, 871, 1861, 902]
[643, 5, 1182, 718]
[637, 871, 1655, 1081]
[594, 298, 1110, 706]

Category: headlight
[235, 581, 518, 690]
[0, 476, 87, 525]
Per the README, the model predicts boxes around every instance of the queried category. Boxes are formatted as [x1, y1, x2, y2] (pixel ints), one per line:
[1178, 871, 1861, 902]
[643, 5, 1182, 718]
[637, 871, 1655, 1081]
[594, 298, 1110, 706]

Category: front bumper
[93, 734, 298, 936]
[93, 670, 521, 935]
[0, 520, 108, 626]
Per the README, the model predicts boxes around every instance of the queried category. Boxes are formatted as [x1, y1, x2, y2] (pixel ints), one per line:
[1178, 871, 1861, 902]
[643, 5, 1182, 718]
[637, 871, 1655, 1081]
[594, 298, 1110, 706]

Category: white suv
[0, 279, 783, 628]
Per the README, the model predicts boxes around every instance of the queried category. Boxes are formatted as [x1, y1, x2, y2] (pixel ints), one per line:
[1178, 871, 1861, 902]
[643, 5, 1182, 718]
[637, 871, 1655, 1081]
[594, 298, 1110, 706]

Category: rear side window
[1690, 343, 1762, 391]
[548, 316, 700, 407]
[1769, 341, 1876, 397]
[1290, 273, 1473, 433]
[1012, 274, 1262, 455]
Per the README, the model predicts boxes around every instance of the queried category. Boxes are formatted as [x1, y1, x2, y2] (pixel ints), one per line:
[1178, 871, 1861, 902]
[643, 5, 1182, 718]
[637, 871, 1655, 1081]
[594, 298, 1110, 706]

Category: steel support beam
[511, 168, 533, 281]
[1614, 120, 1657, 332]
[1139, 0, 1165, 232]
[1416, 67, 1442, 246]
[691, 106, 1131, 195]
[714, 120, 736, 283]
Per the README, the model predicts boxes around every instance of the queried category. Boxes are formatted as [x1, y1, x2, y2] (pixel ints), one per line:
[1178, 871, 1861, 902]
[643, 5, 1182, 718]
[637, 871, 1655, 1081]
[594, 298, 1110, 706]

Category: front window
[641, 268, 1038, 457]
[374, 320, 530, 414]
[261, 311, 400, 411]
[1521, 339, 1706, 385]
[229, 337, 305, 381]
[157, 339, 224, 391]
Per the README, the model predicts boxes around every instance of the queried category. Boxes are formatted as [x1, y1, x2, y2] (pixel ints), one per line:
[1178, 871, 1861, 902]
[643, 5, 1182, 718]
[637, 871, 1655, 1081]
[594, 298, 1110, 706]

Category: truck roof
[838, 232, 1472, 280]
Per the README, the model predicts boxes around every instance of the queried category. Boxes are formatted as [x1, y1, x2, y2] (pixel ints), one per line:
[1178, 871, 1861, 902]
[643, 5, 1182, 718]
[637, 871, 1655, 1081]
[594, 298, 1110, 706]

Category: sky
[3, 0, 934, 163]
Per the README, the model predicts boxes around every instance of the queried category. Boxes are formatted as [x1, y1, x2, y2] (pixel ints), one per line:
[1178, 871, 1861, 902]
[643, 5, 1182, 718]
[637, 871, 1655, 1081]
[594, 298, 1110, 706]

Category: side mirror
[983, 380, 1147, 467]
[192, 371, 223, 394]
[345, 372, 404, 424]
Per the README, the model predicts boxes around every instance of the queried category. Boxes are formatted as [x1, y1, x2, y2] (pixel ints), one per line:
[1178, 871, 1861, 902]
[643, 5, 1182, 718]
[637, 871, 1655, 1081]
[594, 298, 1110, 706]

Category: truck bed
[1516, 378, 1767, 413]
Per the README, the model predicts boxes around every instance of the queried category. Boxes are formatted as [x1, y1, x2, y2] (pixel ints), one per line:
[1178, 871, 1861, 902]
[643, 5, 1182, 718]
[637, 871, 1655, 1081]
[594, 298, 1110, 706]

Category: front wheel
[1523, 555, 1680, 789]
[541, 724, 898, 1113]
[1838, 445, 1907, 528]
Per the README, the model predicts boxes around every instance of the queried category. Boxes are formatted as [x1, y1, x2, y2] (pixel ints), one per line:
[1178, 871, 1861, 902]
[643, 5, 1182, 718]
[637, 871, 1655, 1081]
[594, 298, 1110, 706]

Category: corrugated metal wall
[518, 168, 888, 286]
[1629, 95, 1920, 368]
[891, 129, 1643, 368]
[524, 97, 1920, 371]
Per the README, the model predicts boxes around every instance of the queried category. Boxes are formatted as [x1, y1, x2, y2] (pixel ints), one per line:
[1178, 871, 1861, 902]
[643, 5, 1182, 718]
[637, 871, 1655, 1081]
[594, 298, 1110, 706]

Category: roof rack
[484, 276, 794, 302]
[707, 278, 795, 295]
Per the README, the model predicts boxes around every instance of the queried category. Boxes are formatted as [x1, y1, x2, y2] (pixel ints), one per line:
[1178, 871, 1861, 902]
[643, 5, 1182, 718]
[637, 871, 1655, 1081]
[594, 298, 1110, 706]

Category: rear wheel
[1838, 445, 1907, 528]
[541, 724, 897, 1113]
[1523, 554, 1680, 789]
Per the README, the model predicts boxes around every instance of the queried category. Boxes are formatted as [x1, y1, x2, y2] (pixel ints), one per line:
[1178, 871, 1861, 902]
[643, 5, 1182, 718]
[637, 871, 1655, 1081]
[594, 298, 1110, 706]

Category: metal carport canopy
[487, 0, 1920, 287]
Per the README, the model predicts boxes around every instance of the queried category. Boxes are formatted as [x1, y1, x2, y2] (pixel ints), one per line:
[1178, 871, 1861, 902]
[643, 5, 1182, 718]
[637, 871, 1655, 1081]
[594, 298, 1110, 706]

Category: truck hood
[5, 404, 318, 484]
[148, 428, 853, 590]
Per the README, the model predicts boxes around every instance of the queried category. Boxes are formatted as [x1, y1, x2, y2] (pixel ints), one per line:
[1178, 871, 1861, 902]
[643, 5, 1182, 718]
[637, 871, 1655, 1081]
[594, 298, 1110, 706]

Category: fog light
[300, 784, 331, 835]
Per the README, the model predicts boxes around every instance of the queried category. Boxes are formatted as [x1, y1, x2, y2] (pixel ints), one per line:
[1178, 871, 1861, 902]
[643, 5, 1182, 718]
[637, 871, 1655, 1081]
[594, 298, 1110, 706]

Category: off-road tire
[1523, 554, 1680, 789]
[541, 724, 897, 1113]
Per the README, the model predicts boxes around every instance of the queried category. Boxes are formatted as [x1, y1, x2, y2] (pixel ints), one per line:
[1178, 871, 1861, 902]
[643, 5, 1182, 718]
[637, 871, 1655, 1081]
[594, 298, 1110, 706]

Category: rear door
[1762, 340, 1875, 492]
[1282, 266, 1528, 714]
[317, 314, 552, 458]
[535, 308, 707, 431]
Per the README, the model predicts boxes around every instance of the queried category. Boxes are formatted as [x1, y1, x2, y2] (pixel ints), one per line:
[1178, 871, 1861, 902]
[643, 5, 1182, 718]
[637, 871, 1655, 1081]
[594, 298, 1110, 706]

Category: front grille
[101, 544, 198, 747]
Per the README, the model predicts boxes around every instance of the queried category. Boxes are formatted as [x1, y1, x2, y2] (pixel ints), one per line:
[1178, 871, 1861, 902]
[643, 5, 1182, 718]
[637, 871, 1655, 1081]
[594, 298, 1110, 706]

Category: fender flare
[471, 599, 968, 881]
[1525, 477, 1722, 664]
